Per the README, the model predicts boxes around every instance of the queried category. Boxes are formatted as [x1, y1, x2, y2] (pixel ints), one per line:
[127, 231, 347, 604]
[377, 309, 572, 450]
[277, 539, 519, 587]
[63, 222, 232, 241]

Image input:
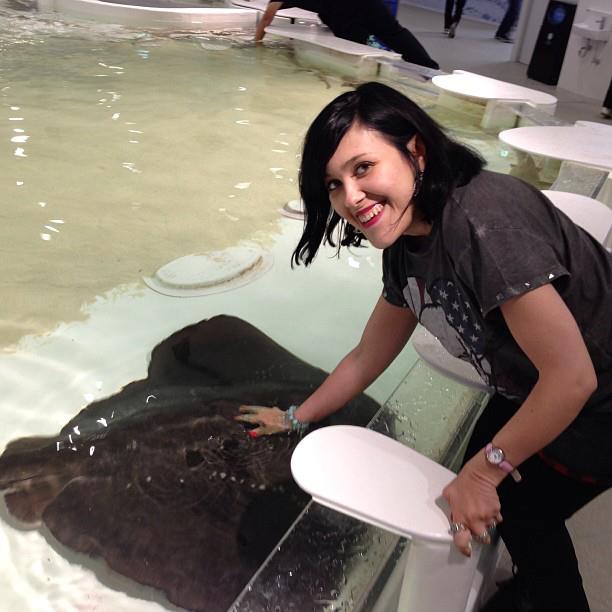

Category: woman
[236, 82, 611, 611]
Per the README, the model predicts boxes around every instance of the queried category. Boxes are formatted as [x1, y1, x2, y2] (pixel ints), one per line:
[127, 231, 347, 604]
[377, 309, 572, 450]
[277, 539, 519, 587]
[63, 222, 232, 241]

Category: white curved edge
[47, 0, 256, 28]
[542, 190, 612, 245]
[229, 0, 319, 22]
[142, 250, 273, 297]
[265, 24, 400, 58]
[498, 126, 612, 172]
[432, 71, 557, 106]
[411, 327, 492, 392]
[291, 425, 455, 544]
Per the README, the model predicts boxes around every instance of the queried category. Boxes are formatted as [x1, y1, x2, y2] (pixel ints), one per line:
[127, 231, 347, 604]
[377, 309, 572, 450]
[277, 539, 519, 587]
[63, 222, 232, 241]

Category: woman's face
[325, 123, 430, 249]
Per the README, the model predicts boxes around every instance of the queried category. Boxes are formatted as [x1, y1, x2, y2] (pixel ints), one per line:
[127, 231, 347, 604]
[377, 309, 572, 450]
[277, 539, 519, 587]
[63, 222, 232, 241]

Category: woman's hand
[234, 405, 290, 437]
[442, 452, 504, 557]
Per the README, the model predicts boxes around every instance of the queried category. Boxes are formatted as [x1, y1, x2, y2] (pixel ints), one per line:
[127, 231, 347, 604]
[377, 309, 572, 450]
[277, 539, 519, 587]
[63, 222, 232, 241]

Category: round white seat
[498, 124, 612, 171]
[432, 70, 557, 107]
[543, 190, 612, 245]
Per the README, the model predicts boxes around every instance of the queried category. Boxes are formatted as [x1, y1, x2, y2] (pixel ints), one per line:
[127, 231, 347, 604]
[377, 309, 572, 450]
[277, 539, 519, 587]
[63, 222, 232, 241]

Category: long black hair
[292, 81, 485, 266]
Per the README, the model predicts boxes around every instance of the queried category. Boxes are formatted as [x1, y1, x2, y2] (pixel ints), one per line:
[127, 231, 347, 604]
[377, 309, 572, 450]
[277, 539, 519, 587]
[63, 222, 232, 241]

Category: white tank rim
[279, 199, 305, 220]
[143, 245, 273, 297]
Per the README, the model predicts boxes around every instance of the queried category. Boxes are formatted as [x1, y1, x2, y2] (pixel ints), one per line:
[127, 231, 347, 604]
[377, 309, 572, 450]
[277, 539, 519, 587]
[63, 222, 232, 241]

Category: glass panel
[231, 362, 488, 611]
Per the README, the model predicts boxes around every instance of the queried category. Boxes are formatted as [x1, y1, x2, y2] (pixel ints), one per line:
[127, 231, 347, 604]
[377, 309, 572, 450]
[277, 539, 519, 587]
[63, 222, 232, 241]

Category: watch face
[488, 447, 504, 464]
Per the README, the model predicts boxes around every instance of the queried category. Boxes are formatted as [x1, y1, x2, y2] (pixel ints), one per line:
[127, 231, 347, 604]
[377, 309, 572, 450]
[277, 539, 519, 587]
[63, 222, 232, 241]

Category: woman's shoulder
[444, 170, 549, 227]
[453, 170, 537, 205]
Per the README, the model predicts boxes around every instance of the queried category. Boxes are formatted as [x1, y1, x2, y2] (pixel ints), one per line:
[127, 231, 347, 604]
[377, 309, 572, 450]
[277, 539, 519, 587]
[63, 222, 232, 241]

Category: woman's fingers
[450, 515, 501, 554]
[451, 524, 473, 557]
[234, 413, 253, 423]
[235, 405, 266, 422]
[238, 404, 260, 414]
[234, 405, 289, 436]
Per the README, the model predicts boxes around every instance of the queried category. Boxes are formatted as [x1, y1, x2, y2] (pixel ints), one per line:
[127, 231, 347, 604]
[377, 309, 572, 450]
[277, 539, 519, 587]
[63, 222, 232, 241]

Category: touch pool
[0, 4, 524, 610]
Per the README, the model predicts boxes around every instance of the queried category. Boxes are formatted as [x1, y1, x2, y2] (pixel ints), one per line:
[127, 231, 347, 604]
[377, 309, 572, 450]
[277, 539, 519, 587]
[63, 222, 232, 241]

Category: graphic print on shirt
[403, 276, 493, 387]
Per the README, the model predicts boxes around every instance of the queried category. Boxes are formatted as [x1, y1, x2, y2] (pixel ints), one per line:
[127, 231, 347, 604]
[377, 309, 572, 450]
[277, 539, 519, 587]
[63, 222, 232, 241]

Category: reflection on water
[0, 12, 350, 348]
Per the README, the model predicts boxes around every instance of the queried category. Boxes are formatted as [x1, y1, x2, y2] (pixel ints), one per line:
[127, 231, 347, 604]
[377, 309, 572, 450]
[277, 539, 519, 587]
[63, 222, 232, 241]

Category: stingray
[0, 315, 380, 611]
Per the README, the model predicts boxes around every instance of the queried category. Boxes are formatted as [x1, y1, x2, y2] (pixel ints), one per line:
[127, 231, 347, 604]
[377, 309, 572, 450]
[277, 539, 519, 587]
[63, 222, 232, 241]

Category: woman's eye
[355, 162, 371, 176]
[326, 180, 339, 192]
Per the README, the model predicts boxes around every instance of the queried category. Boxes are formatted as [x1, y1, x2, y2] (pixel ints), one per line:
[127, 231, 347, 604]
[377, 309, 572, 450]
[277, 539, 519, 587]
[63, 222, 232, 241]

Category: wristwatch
[485, 443, 522, 482]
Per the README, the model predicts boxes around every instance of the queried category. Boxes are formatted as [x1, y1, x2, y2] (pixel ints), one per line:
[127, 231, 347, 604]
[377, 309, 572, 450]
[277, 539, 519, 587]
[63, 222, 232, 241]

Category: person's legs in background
[601, 79, 612, 119]
[355, 0, 439, 68]
[444, 0, 467, 38]
[464, 395, 608, 612]
[495, 0, 522, 42]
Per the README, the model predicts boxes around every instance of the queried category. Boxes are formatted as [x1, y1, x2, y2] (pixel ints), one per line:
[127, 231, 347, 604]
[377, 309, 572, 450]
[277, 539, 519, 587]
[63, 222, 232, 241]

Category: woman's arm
[255, 2, 283, 41]
[443, 283, 597, 555]
[295, 296, 418, 423]
[485, 283, 597, 467]
[237, 296, 417, 434]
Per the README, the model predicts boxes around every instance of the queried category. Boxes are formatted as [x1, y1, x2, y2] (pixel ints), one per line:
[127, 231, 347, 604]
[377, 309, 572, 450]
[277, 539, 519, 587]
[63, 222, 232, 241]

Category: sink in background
[572, 7, 612, 42]
[572, 22, 611, 41]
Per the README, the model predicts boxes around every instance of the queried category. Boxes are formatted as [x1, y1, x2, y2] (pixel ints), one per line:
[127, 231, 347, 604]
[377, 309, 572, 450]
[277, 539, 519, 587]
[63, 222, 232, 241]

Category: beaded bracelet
[284, 404, 309, 434]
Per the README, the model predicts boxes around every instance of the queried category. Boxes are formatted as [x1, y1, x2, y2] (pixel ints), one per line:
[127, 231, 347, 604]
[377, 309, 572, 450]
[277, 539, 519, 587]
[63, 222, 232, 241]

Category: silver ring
[477, 530, 491, 543]
[449, 521, 467, 536]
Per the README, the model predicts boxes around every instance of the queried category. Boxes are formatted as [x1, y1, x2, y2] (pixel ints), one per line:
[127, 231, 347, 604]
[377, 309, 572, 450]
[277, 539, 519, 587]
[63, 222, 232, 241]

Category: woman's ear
[407, 135, 426, 171]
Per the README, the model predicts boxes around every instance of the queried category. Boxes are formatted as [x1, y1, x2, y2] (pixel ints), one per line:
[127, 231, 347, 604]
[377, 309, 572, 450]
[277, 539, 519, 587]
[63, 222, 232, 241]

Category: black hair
[292, 81, 485, 266]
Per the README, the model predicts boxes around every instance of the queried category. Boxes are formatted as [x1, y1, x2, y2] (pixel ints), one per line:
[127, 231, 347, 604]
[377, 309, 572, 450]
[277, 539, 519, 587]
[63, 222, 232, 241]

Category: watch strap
[485, 443, 522, 483]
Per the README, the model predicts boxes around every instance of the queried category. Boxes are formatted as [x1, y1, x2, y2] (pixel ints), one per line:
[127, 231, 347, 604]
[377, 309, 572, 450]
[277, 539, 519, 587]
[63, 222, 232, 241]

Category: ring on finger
[449, 521, 468, 536]
[476, 530, 491, 543]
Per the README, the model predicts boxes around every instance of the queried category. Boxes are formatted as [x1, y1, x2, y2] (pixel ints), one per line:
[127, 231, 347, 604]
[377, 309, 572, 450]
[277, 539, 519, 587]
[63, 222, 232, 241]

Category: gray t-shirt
[383, 170, 612, 479]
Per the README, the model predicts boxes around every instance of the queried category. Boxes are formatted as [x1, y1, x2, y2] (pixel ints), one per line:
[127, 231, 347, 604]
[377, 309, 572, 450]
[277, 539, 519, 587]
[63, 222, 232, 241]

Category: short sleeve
[447, 176, 570, 315]
[382, 246, 407, 307]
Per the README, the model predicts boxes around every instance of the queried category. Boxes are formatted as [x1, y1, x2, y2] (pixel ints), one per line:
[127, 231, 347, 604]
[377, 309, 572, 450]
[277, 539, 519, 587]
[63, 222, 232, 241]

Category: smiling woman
[293, 81, 484, 264]
[240, 82, 612, 612]
[324, 126, 429, 249]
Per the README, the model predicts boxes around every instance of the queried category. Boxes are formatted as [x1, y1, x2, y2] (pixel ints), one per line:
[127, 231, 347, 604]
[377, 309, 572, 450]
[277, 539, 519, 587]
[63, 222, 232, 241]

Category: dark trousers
[464, 394, 608, 612]
[495, 0, 522, 37]
[604, 79, 612, 109]
[444, 0, 467, 29]
[327, 0, 439, 69]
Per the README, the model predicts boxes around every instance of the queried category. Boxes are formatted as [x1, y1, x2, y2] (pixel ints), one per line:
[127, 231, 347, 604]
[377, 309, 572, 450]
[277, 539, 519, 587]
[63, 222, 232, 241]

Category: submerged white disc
[280, 199, 304, 220]
[143, 246, 273, 297]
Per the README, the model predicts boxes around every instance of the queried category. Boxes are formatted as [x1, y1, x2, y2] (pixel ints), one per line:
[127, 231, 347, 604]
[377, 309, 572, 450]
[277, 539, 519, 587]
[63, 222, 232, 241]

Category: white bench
[292, 426, 501, 612]
[432, 70, 558, 130]
[228, 0, 319, 24]
[38, 0, 255, 29]
[264, 23, 401, 79]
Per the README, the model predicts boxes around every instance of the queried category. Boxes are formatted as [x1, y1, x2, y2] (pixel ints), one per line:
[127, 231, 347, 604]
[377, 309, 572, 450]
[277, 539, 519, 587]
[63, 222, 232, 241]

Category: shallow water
[1, 10, 351, 348]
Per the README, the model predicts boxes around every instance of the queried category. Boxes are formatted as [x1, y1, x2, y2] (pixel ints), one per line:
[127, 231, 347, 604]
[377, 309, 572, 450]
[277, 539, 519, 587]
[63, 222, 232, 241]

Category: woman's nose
[344, 180, 365, 210]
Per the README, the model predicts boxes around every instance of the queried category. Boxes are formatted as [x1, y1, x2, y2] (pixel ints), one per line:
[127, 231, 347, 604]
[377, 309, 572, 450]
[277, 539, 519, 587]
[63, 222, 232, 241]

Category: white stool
[432, 70, 557, 130]
[264, 23, 400, 79]
[543, 190, 612, 247]
[291, 426, 500, 612]
[229, 0, 319, 24]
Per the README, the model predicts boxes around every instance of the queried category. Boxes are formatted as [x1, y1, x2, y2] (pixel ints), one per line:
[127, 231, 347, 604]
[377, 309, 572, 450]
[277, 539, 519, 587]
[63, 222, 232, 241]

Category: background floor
[398, 1, 608, 122]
